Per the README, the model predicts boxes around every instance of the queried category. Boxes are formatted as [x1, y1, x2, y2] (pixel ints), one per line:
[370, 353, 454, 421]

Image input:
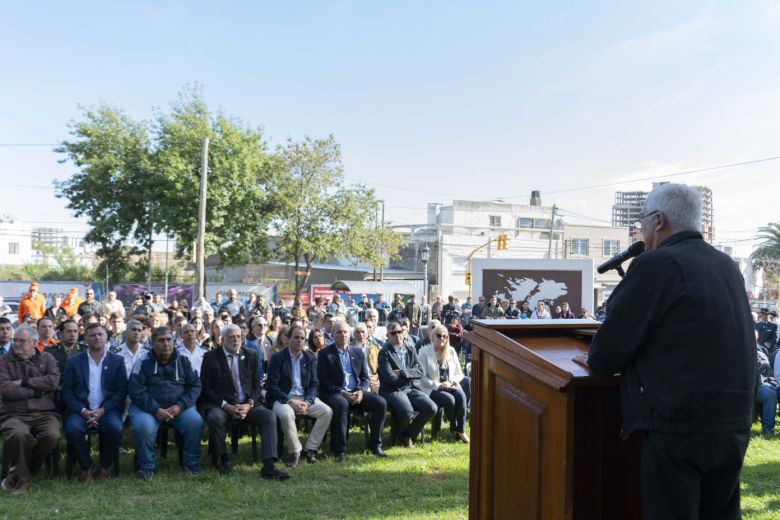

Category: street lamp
[420, 244, 431, 301]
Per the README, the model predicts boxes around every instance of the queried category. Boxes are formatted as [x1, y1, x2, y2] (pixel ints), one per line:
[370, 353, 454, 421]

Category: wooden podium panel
[467, 320, 642, 520]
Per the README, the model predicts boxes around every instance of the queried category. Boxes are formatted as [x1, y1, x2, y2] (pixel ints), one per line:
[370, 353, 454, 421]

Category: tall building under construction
[612, 183, 714, 242]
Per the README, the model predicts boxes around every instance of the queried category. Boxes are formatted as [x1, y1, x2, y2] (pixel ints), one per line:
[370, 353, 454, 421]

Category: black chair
[208, 421, 259, 467]
[65, 428, 120, 480]
[346, 409, 371, 448]
[388, 412, 428, 446]
[157, 423, 184, 467]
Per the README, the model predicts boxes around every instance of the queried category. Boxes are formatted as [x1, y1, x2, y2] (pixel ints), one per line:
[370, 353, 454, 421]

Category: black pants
[321, 391, 387, 454]
[205, 404, 278, 463]
[381, 388, 437, 441]
[641, 430, 750, 520]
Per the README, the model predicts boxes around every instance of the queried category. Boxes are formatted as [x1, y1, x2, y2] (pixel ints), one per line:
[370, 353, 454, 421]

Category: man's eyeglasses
[388, 330, 402, 336]
[633, 210, 660, 230]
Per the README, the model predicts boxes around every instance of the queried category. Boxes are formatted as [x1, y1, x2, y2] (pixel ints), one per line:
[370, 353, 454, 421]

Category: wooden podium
[466, 319, 642, 520]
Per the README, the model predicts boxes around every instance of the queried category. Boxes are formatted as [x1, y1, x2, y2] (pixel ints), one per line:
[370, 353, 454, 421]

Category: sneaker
[1, 472, 18, 491]
[284, 451, 300, 468]
[10, 480, 30, 496]
[184, 467, 202, 476]
[305, 450, 320, 464]
[137, 470, 155, 481]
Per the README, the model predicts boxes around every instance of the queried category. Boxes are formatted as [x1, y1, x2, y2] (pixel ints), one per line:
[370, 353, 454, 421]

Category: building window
[489, 215, 502, 227]
[603, 240, 620, 257]
[534, 218, 551, 229]
[570, 239, 589, 256]
[517, 218, 533, 228]
[8, 243, 19, 255]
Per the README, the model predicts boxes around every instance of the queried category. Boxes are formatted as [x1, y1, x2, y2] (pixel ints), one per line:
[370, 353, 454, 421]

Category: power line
[502, 155, 780, 198]
[0, 143, 60, 147]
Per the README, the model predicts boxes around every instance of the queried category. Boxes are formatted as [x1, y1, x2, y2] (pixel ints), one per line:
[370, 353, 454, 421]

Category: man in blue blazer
[62, 323, 127, 481]
[266, 325, 332, 467]
[317, 320, 387, 461]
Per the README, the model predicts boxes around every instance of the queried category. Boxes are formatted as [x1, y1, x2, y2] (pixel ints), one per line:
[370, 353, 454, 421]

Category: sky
[0, 1, 778, 257]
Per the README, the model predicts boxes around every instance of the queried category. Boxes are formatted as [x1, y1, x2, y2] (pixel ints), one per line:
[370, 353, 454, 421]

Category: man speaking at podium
[586, 184, 755, 520]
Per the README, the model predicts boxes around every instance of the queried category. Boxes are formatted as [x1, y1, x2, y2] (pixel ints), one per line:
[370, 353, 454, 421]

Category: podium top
[467, 319, 605, 389]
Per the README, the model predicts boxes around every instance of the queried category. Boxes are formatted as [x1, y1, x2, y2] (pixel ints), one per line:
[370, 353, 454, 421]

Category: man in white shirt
[176, 323, 207, 376]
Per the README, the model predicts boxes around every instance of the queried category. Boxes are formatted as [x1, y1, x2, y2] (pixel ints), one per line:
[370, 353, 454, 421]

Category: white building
[399, 193, 630, 305]
[0, 216, 33, 265]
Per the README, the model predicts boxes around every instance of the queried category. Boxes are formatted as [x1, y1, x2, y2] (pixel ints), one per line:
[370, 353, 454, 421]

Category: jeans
[129, 405, 203, 472]
[756, 382, 778, 433]
[64, 409, 123, 470]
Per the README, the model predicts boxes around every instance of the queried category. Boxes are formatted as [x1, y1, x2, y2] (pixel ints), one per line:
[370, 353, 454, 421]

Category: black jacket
[266, 348, 318, 406]
[377, 342, 423, 393]
[588, 231, 755, 434]
[200, 346, 262, 407]
[317, 343, 370, 396]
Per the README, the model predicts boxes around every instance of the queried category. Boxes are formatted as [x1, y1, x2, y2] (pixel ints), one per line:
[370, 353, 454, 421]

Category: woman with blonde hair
[418, 324, 469, 443]
[269, 324, 290, 357]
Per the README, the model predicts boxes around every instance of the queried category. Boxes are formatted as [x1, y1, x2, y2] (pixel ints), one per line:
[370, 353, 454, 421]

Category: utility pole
[164, 235, 170, 303]
[147, 225, 153, 293]
[547, 204, 557, 259]
[196, 137, 209, 301]
[379, 200, 385, 281]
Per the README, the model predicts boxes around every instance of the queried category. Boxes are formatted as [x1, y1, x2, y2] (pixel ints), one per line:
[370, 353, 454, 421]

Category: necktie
[230, 354, 240, 401]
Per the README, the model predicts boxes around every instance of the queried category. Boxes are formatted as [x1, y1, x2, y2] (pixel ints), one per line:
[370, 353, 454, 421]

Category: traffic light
[496, 234, 509, 250]
[465, 272, 472, 285]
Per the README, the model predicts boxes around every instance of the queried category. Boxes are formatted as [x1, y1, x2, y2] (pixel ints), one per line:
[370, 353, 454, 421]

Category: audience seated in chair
[0, 325, 61, 495]
[200, 324, 289, 480]
[417, 324, 469, 444]
[266, 325, 332, 467]
[317, 320, 387, 461]
[378, 320, 437, 448]
[62, 323, 127, 481]
[128, 326, 203, 480]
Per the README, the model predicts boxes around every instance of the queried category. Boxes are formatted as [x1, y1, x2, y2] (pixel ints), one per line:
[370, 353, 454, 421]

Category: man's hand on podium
[572, 352, 590, 368]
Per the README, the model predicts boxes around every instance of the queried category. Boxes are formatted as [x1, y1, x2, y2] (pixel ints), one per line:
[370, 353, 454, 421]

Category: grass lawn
[2, 422, 779, 519]
[0, 426, 470, 520]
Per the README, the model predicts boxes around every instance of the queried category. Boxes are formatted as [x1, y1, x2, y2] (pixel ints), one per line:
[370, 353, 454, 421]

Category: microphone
[597, 241, 645, 275]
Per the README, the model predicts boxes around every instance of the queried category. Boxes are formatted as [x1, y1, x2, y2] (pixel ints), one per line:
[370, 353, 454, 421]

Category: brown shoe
[10, 479, 30, 496]
[1, 471, 18, 491]
[284, 451, 300, 468]
[401, 435, 415, 449]
[98, 467, 111, 481]
[78, 468, 93, 483]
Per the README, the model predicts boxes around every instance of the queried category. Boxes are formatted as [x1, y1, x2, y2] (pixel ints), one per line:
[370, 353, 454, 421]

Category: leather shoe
[218, 456, 233, 475]
[1, 472, 18, 491]
[305, 450, 319, 464]
[284, 451, 300, 468]
[261, 466, 291, 480]
[370, 447, 388, 458]
[78, 468, 92, 483]
[333, 452, 345, 463]
[98, 467, 111, 481]
[401, 435, 415, 448]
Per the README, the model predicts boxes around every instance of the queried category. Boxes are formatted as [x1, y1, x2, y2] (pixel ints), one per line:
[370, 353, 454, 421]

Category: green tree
[751, 222, 780, 297]
[154, 87, 277, 265]
[56, 87, 276, 282]
[55, 105, 160, 279]
[270, 135, 403, 306]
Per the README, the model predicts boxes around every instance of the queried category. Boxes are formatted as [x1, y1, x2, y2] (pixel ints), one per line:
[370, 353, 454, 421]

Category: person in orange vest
[17, 282, 46, 324]
[60, 287, 84, 318]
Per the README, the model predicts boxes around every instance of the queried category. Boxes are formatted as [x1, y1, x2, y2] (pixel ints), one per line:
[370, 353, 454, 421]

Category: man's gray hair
[221, 323, 241, 339]
[15, 324, 38, 345]
[644, 183, 701, 233]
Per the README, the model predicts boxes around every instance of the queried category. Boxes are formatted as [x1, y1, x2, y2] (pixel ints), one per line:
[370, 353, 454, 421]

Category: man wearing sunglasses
[377, 321, 437, 448]
[585, 183, 754, 520]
